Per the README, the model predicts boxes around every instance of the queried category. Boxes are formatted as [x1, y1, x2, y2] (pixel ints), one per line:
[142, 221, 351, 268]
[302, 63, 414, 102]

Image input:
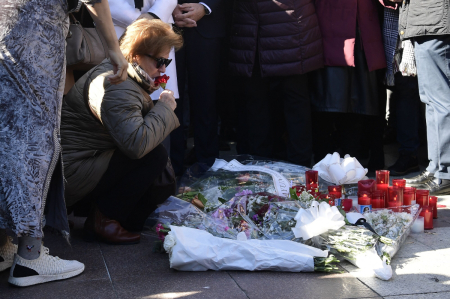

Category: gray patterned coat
[0, 0, 97, 237]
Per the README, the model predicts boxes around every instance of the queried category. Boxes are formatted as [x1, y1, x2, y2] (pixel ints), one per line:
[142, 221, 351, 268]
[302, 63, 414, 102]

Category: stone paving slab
[384, 292, 450, 299]
[340, 244, 450, 297]
[112, 272, 249, 299]
[0, 276, 115, 299]
[227, 271, 382, 299]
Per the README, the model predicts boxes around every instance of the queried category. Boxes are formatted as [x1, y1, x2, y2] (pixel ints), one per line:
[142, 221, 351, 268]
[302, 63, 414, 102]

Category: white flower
[163, 233, 176, 253]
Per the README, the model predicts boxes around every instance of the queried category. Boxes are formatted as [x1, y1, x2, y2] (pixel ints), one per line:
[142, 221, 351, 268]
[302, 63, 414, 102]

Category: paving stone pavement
[1, 143, 449, 298]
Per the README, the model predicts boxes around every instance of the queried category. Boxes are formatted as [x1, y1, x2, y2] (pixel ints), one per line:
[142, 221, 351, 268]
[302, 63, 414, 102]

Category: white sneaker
[0, 236, 17, 272]
[8, 245, 85, 287]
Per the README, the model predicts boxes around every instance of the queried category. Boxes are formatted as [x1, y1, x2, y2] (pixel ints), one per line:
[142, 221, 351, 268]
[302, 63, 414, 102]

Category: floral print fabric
[0, 0, 69, 237]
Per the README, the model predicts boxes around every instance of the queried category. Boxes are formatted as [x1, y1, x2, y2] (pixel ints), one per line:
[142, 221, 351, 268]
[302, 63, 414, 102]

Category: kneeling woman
[61, 19, 182, 244]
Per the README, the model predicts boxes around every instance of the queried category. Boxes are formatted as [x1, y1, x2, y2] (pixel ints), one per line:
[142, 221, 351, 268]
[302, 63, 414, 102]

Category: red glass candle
[328, 185, 342, 198]
[371, 190, 385, 208]
[375, 170, 390, 185]
[305, 170, 318, 185]
[392, 179, 406, 190]
[342, 199, 352, 212]
[388, 186, 403, 205]
[420, 205, 434, 230]
[403, 187, 416, 206]
[416, 189, 429, 207]
[358, 192, 371, 205]
[358, 179, 376, 194]
[429, 196, 438, 219]
[387, 200, 402, 212]
[307, 183, 318, 191]
[292, 185, 306, 196]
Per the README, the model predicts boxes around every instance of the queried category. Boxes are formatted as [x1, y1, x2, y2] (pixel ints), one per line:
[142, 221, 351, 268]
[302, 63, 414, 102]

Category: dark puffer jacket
[229, 0, 323, 77]
[399, 0, 450, 39]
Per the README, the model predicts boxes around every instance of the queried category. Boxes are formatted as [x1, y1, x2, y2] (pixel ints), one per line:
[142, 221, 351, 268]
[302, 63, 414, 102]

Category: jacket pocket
[408, 0, 444, 26]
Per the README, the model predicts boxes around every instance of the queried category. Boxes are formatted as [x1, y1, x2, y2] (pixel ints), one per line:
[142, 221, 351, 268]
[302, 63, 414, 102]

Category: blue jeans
[415, 35, 450, 179]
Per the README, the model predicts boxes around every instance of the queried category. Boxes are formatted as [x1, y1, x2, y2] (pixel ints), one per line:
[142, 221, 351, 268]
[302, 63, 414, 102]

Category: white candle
[411, 216, 424, 233]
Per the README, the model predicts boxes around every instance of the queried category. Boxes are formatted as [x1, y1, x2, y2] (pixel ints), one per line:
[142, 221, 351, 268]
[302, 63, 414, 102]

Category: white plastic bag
[292, 201, 346, 240]
[164, 226, 328, 272]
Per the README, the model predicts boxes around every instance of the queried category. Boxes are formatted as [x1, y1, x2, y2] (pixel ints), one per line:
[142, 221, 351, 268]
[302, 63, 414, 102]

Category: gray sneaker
[404, 171, 434, 186]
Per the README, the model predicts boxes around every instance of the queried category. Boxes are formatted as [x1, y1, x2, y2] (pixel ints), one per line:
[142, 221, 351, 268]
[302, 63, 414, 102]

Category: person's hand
[159, 90, 177, 111]
[178, 3, 206, 22]
[137, 13, 156, 21]
[107, 48, 128, 84]
[173, 5, 197, 27]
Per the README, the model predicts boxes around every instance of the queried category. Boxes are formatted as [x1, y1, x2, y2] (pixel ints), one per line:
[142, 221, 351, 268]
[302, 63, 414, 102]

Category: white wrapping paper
[313, 153, 368, 185]
[165, 226, 328, 272]
[292, 201, 346, 240]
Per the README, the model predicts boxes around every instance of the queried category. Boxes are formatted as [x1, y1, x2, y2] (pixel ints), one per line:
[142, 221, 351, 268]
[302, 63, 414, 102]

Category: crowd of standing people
[1, 0, 449, 288]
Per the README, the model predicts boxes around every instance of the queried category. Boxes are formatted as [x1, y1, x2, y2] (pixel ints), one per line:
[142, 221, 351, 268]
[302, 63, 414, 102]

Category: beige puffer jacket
[61, 60, 179, 207]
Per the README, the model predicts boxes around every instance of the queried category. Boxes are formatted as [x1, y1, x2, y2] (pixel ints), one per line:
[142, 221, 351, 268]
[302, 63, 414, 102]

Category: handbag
[66, 9, 109, 70]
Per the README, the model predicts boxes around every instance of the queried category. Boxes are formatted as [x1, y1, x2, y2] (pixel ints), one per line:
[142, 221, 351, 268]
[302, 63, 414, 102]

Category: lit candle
[358, 179, 376, 194]
[375, 170, 390, 184]
[371, 190, 385, 208]
[416, 189, 429, 207]
[403, 187, 416, 206]
[328, 185, 342, 199]
[411, 216, 424, 233]
[392, 179, 406, 190]
[388, 187, 403, 212]
[420, 205, 434, 230]
[358, 192, 371, 205]
[307, 183, 318, 191]
[429, 196, 438, 219]
[388, 186, 403, 204]
[305, 170, 318, 186]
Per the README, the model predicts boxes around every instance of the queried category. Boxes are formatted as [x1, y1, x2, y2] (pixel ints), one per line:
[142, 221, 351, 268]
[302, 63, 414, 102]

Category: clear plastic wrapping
[364, 204, 422, 258]
[177, 159, 334, 212]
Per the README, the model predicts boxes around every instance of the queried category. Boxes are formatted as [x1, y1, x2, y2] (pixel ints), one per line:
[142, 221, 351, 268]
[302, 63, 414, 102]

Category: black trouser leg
[278, 74, 312, 167]
[84, 145, 168, 228]
[235, 74, 273, 158]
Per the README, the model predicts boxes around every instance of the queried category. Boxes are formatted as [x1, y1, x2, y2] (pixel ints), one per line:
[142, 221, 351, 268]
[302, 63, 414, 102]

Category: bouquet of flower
[154, 74, 169, 89]
[363, 205, 421, 258]
[317, 225, 393, 280]
[178, 170, 277, 212]
[364, 209, 414, 240]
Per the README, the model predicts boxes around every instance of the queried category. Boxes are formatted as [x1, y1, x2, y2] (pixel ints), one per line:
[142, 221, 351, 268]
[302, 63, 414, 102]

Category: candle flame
[381, 181, 384, 184]
[333, 188, 336, 191]
[363, 194, 367, 197]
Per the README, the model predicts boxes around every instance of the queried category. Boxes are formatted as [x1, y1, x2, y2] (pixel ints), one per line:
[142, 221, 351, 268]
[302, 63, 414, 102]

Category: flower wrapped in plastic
[208, 192, 290, 239]
[148, 196, 240, 241]
[317, 225, 393, 280]
[363, 205, 421, 258]
[177, 158, 335, 211]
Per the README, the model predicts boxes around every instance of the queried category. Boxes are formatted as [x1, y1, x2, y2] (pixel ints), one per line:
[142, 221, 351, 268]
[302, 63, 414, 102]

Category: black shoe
[404, 170, 434, 185]
[415, 178, 450, 196]
[388, 153, 420, 176]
